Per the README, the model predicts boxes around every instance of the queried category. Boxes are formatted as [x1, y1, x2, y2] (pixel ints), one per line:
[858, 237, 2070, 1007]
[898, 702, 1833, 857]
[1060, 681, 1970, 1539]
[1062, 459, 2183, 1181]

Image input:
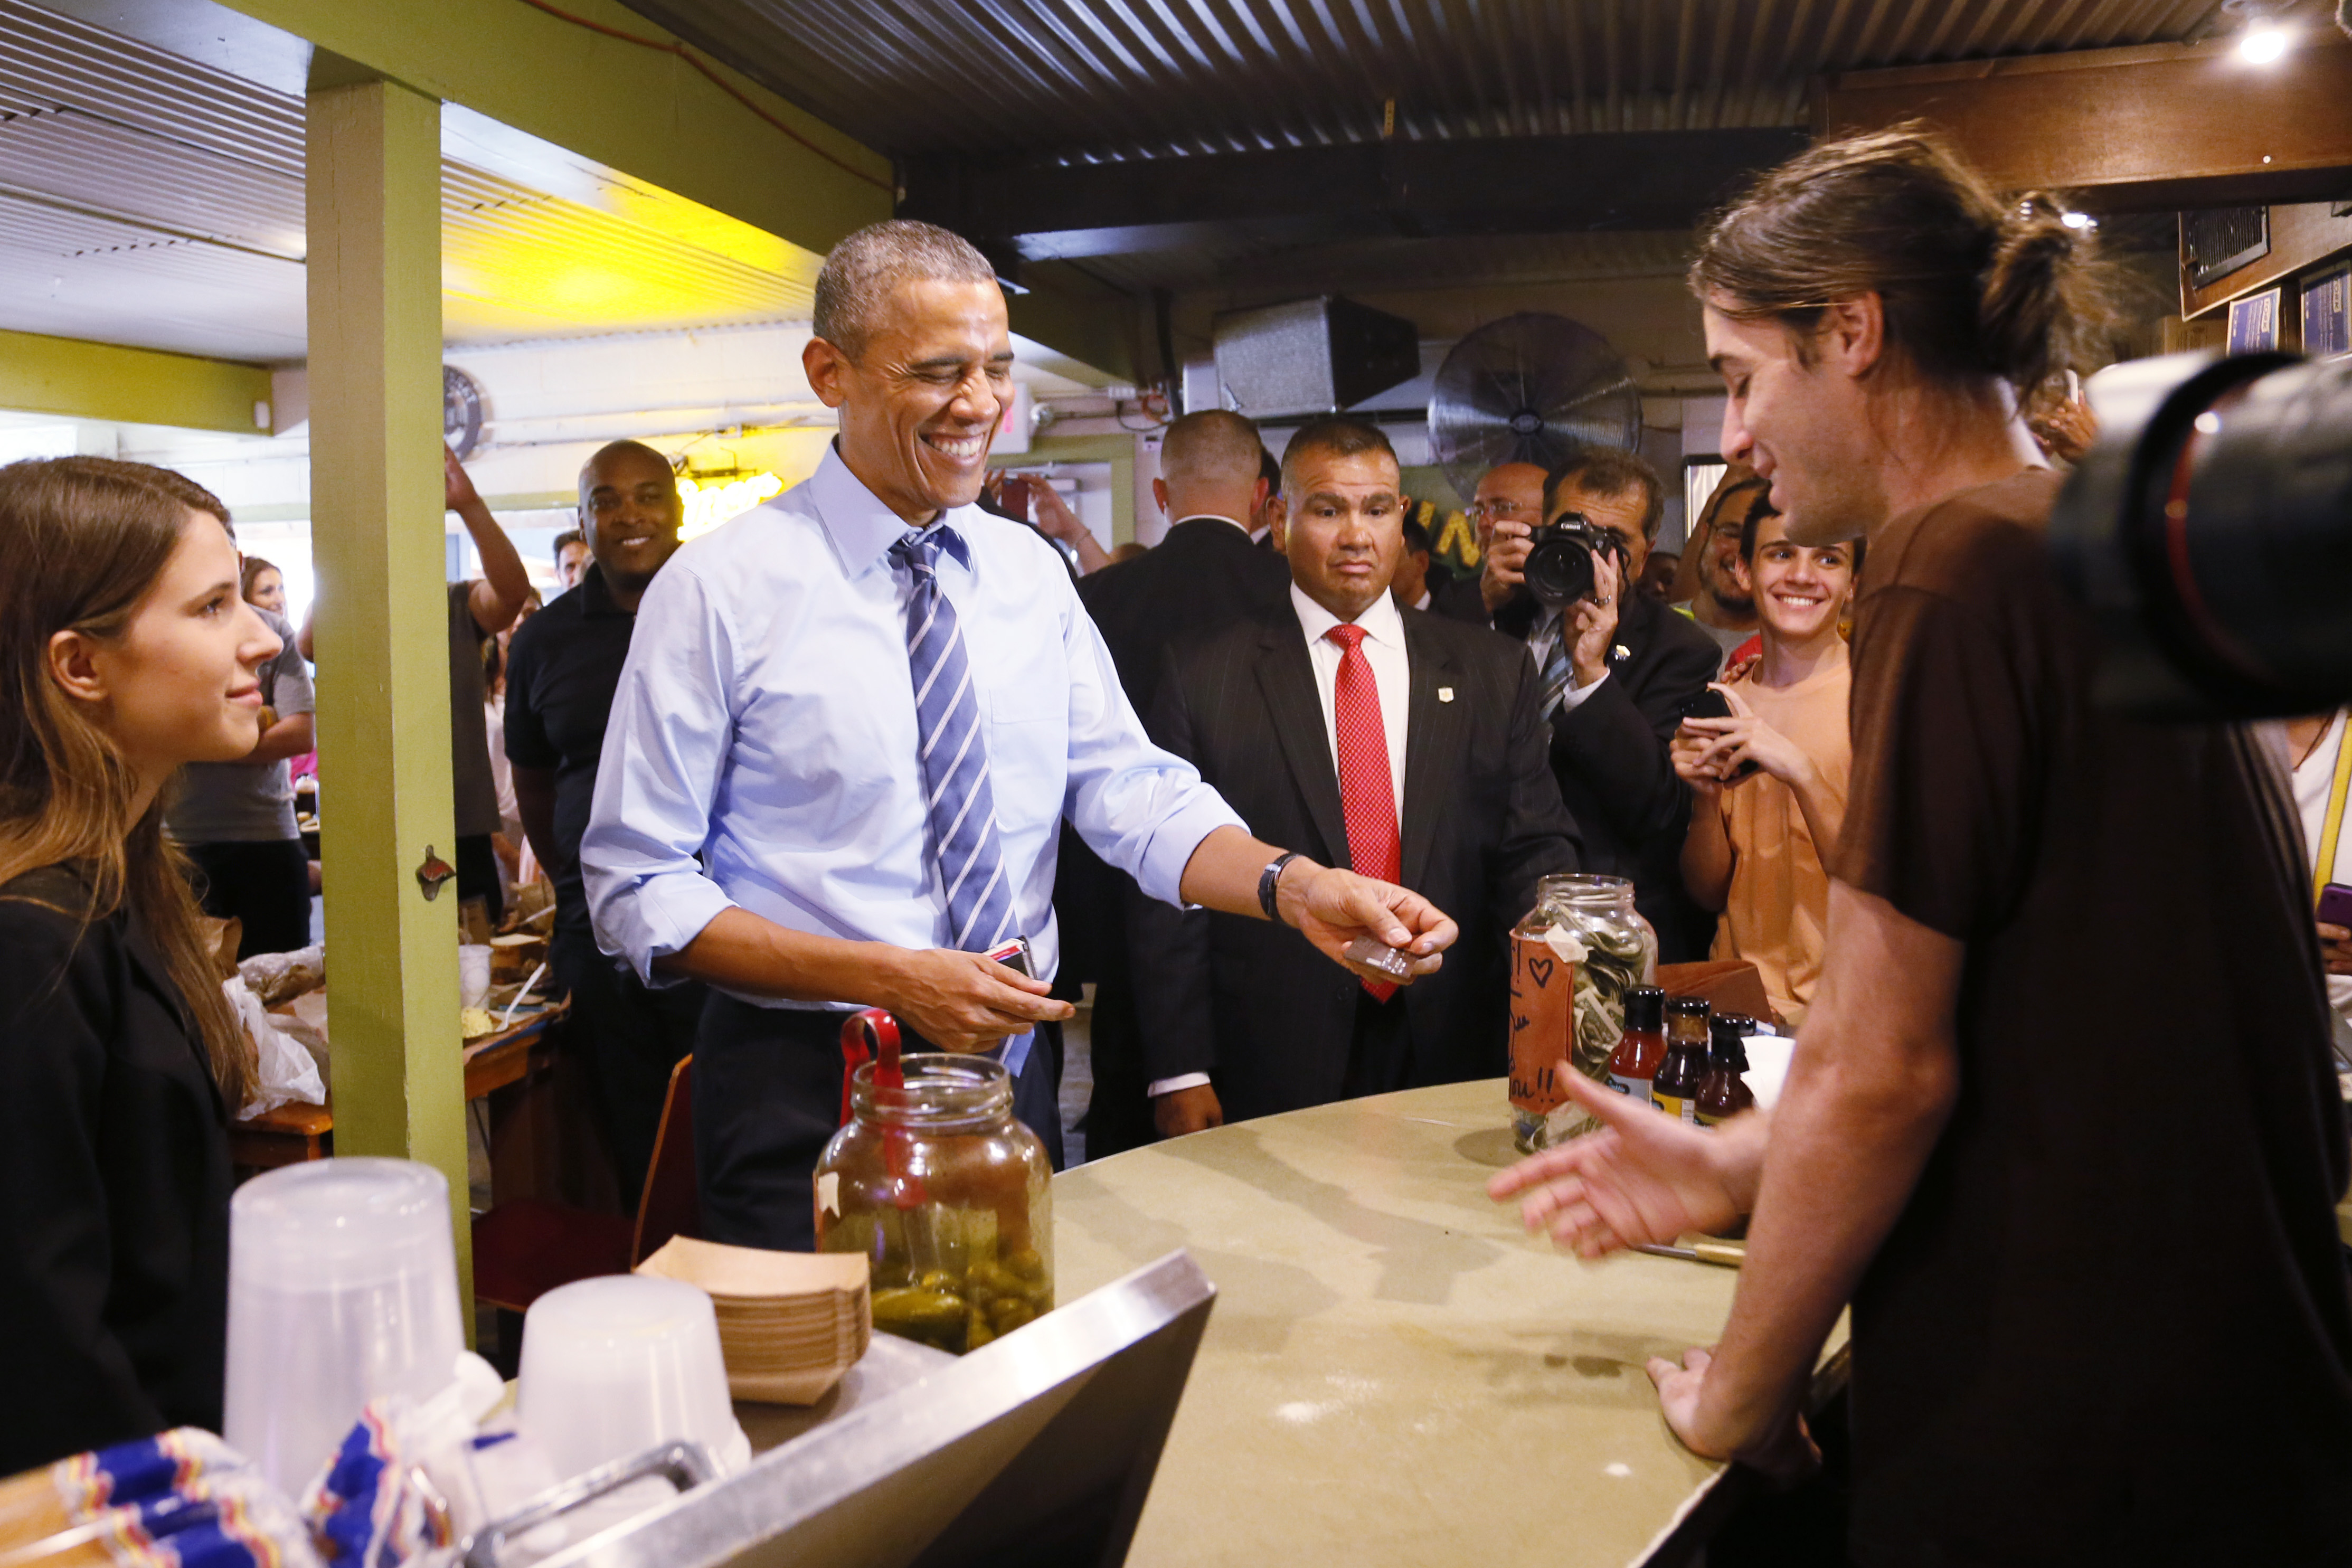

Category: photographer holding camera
[1491, 127, 2352, 1565]
[1482, 449, 1721, 960]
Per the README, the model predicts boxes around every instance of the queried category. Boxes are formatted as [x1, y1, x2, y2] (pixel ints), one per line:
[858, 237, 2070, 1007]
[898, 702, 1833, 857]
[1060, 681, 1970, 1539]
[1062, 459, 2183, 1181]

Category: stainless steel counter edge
[526, 1250, 1216, 1568]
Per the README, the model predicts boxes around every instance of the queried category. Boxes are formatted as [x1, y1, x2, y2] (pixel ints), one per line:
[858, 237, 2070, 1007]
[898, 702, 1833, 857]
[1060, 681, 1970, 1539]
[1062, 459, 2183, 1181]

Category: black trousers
[550, 926, 706, 1202]
[694, 994, 1065, 1252]
[184, 838, 311, 958]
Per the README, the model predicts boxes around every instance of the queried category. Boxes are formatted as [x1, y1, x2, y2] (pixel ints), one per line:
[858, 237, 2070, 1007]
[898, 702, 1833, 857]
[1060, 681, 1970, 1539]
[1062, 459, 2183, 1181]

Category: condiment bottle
[1651, 997, 1711, 1122]
[1604, 986, 1667, 1106]
[1696, 1014, 1757, 1126]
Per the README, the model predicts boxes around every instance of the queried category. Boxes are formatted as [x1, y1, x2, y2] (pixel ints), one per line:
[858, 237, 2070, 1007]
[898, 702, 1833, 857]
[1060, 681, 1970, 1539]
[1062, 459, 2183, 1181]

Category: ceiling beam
[0, 328, 273, 433]
[901, 128, 1813, 263]
[1815, 33, 2352, 211]
[25, 0, 1142, 380]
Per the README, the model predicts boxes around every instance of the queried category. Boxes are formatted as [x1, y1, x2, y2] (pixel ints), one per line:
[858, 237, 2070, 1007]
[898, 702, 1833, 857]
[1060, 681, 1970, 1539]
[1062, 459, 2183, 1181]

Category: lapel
[1253, 613, 1349, 866]
[120, 909, 229, 1123]
[1610, 591, 1654, 673]
[1398, 612, 1464, 891]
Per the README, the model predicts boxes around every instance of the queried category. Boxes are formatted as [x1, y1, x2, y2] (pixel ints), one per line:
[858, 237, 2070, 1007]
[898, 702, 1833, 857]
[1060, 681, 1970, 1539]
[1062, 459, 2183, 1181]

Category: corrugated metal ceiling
[624, 0, 2232, 163]
[0, 0, 818, 363]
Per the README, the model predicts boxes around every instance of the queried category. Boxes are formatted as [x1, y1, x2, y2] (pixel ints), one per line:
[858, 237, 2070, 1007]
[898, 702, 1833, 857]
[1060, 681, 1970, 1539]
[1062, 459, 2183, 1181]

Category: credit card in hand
[1343, 934, 1414, 982]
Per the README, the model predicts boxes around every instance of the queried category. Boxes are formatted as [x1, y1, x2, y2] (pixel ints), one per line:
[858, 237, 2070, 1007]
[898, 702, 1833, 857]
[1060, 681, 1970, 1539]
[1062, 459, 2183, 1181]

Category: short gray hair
[813, 221, 998, 361]
[1159, 410, 1265, 492]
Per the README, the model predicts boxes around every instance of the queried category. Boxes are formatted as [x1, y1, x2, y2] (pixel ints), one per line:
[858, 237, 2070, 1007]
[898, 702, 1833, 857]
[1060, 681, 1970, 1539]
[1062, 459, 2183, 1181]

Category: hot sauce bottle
[1651, 997, 1712, 1122]
[1604, 986, 1667, 1106]
[1696, 1014, 1758, 1127]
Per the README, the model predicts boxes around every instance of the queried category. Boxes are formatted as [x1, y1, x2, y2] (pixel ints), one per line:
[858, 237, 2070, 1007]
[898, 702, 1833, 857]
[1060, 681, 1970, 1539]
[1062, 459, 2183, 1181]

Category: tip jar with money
[815, 1042, 1053, 1354]
[1507, 873, 1659, 1154]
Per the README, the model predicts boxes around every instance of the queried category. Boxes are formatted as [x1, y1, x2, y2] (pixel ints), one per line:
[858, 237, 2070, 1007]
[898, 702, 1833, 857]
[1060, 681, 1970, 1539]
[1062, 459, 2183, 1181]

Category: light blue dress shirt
[583, 444, 1244, 1073]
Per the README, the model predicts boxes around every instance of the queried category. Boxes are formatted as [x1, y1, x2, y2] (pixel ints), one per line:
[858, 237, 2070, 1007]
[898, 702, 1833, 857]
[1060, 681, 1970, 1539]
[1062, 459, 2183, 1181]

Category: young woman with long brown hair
[0, 456, 281, 1472]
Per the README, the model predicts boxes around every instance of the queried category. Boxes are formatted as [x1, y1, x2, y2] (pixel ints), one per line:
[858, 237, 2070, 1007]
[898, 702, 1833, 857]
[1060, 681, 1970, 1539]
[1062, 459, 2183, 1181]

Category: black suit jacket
[1056, 517, 1292, 985]
[1495, 587, 1723, 960]
[1128, 603, 1582, 1121]
[0, 866, 233, 1472]
[1428, 569, 1491, 628]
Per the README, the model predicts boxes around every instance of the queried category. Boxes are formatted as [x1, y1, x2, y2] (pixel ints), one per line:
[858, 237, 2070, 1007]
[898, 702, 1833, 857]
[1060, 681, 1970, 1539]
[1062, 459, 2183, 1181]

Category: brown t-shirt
[1833, 469, 2352, 1566]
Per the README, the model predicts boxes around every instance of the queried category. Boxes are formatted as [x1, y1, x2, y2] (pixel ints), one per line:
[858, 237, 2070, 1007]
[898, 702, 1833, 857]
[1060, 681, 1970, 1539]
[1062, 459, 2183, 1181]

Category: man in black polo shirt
[506, 439, 702, 1197]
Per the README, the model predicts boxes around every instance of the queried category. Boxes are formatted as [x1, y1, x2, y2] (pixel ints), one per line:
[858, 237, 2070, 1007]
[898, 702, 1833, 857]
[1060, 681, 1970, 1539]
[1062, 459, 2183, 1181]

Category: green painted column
[305, 73, 471, 1310]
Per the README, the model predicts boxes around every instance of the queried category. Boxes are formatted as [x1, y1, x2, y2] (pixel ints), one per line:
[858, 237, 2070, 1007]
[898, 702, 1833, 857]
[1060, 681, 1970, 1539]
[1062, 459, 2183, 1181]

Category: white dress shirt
[584, 444, 1245, 1074]
[1151, 584, 1412, 1103]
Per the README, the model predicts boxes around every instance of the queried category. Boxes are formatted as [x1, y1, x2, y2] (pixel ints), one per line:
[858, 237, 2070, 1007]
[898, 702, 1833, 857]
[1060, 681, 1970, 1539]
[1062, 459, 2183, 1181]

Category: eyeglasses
[1468, 499, 1531, 520]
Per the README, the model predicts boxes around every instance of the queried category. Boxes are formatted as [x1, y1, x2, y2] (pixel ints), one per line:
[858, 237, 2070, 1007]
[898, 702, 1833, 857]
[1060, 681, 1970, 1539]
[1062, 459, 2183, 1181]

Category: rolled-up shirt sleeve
[583, 562, 739, 983]
[1056, 581, 1244, 907]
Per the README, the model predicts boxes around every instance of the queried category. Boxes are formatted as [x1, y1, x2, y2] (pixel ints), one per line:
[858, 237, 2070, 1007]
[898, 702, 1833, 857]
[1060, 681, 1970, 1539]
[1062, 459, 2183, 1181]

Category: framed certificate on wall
[2302, 267, 2350, 360]
[2226, 286, 2282, 354]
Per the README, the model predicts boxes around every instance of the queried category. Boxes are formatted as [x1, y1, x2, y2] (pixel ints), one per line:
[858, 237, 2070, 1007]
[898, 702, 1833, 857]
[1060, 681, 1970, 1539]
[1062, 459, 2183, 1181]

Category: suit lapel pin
[1438, 686, 1455, 703]
[1612, 644, 1631, 664]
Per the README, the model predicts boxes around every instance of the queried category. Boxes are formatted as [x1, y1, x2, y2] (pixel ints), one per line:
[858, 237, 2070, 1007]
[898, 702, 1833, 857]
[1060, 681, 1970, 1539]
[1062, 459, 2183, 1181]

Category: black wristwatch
[1259, 851, 1305, 923]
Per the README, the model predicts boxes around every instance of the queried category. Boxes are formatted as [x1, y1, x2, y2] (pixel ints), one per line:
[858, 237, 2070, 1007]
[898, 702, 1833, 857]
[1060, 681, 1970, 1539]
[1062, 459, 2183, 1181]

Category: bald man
[505, 439, 704, 1197]
[1430, 461, 1546, 626]
[1060, 409, 1293, 1156]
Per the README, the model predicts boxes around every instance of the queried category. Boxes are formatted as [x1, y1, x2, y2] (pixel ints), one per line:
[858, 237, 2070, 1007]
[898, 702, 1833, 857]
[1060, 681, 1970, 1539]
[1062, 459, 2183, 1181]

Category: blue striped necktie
[891, 526, 1018, 959]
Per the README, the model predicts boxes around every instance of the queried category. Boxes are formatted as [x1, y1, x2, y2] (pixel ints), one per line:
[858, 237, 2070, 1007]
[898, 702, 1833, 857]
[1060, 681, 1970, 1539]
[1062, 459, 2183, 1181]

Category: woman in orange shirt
[1670, 507, 1859, 1026]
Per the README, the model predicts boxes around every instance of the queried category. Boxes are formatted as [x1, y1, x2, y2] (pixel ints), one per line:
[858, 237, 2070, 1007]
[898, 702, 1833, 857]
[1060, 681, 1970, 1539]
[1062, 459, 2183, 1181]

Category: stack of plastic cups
[224, 1158, 466, 1499]
[519, 1275, 751, 1486]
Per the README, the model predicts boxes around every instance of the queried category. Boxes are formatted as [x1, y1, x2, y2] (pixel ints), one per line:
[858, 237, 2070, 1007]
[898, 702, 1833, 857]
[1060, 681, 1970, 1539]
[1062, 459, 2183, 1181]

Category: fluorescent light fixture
[2239, 23, 2290, 62]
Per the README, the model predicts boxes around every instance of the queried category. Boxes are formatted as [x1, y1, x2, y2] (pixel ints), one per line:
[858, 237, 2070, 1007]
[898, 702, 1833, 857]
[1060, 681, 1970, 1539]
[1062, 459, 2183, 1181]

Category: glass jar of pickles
[1507, 873, 1659, 1153]
[814, 1053, 1052, 1354]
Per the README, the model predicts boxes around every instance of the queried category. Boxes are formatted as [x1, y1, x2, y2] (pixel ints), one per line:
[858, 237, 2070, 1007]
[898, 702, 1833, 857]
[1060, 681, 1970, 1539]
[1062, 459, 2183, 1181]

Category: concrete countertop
[1054, 1078, 1843, 1568]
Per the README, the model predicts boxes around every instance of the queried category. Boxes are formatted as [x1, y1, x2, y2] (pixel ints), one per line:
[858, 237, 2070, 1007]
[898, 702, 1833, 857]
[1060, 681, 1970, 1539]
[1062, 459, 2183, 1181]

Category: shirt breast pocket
[982, 682, 1069, 835]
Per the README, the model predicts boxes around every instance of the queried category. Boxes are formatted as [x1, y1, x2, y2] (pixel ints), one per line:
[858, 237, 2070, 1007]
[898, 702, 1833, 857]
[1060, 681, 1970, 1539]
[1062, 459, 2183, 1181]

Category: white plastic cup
[458, 944, 493, 1010]
[223, 1158, 466, 1498]
[518, 1275, 749, 1484]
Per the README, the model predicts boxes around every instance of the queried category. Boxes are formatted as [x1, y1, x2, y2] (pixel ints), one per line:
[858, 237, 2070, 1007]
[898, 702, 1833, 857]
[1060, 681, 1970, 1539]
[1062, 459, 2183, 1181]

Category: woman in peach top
[1670, 507, 1859, 1026]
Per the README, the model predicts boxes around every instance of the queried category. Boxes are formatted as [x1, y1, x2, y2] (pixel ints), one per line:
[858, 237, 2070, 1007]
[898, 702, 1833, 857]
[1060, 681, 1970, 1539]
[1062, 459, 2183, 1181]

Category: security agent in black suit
[1056, 410, 1291, 1156]
[1482, 449, 1722, 960]
[1128, 418, 1582, 1134]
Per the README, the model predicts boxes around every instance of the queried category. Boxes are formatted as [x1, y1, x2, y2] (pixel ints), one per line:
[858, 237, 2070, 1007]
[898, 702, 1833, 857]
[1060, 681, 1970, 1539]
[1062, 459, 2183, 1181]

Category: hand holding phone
[1676, 688, 1761, 781]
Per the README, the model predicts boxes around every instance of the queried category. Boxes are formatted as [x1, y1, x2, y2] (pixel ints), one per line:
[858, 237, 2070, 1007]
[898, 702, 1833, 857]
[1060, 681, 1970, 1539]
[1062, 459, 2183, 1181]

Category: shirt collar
[810, 441, 975, 579]
[578, 562, 629, 618]
[1174, 513, 1250, 536]
[1291, 580, 1405, 650]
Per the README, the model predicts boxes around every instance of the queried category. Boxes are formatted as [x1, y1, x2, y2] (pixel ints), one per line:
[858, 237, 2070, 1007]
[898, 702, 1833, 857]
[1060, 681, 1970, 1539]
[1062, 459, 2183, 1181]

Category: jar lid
[1624, 987, 1665, 1031]
[1668, 995, 1711, 1018]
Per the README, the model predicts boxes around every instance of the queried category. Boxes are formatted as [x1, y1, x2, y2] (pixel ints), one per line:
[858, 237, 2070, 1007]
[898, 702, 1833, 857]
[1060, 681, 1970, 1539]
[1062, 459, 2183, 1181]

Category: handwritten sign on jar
[1508, 929, 1577, 1118]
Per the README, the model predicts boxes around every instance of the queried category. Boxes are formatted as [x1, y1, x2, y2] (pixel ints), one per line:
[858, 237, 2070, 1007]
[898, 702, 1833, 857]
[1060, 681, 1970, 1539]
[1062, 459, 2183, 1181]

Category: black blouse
[0, 865, 233, 1473]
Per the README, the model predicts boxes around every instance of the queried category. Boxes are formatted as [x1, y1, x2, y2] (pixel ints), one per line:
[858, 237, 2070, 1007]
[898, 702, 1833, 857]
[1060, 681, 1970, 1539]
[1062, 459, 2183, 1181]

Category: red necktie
[1325, 624, 1400, 1002]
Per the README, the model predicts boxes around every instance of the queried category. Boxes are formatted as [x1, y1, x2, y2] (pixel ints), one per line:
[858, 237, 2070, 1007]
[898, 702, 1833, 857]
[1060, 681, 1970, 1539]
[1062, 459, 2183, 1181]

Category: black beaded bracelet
[1258, 851, 1303, 923]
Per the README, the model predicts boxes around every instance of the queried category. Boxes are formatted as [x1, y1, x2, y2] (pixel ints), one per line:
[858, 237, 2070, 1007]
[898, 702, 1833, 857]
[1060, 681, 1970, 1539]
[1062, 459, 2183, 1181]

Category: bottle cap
[1624, 987, 1665, 1032]
[1707, 1013, 1754, 1068]
[1667, 995, 1711, 1019]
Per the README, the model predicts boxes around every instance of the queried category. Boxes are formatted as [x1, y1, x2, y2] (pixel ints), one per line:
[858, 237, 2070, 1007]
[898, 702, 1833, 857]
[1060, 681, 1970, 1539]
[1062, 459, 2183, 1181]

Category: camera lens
[2052, 351, 2352, 719]
[1525, 527, 1597, 607]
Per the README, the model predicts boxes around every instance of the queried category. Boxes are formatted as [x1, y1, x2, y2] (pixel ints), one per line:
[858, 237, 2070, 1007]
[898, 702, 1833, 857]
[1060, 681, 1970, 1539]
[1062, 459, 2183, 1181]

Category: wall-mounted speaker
[1211, 296, 1420, 419]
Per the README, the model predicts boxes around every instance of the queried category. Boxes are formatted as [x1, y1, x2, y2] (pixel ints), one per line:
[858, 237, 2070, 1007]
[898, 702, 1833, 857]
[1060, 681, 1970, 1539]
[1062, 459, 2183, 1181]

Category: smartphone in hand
[1677, 688, 1760, 780]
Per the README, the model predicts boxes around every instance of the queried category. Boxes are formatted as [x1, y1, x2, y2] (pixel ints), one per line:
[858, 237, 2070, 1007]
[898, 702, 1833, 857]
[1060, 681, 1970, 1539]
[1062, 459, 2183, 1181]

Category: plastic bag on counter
[300, 1352, 573, 1568]
[239, 943, 325, 1009]
[0, 1427, 322, 1568]
[226, 974, 326, 1120]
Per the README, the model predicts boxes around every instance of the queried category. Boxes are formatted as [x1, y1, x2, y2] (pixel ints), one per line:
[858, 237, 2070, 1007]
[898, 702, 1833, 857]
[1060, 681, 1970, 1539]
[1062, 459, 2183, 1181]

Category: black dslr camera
[1522, 512, 1626, 608]
[2051, 351, 2352, 720]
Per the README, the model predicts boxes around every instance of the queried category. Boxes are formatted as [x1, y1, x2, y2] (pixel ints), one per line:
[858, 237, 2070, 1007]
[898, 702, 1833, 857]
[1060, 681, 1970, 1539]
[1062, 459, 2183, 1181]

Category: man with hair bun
[584, 221, 1457, 1246]
[1494, 128, 2352, 1564]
